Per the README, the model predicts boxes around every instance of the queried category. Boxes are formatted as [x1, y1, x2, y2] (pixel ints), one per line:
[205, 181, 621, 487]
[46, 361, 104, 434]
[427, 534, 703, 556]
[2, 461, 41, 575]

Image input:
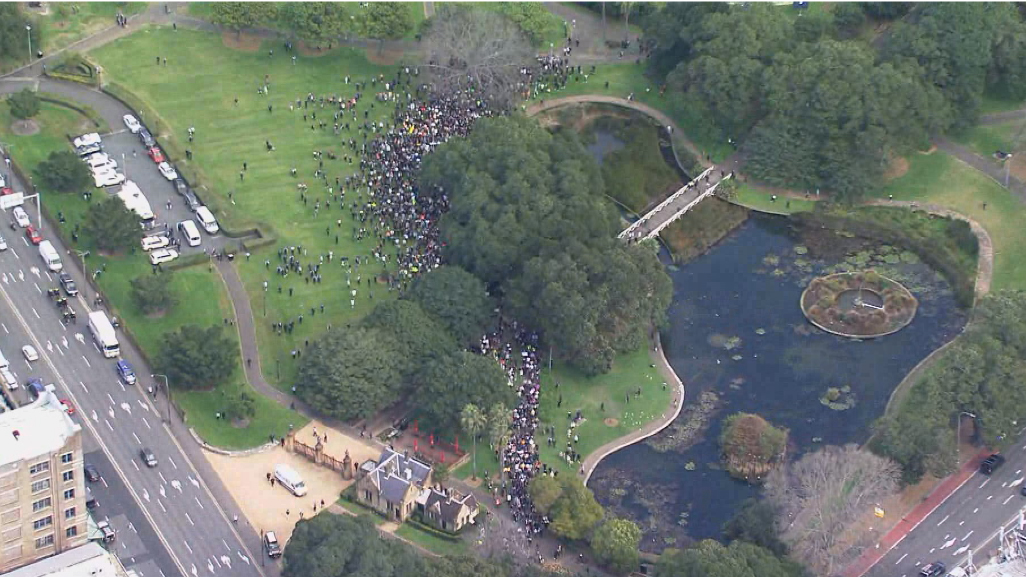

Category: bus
[87, 311, 119, 358]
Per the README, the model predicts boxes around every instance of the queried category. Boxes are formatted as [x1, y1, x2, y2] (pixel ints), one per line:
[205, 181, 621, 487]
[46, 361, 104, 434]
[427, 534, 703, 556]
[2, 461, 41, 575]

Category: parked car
[140, 448, 158, 467]
[264, 531, 282, 558]
[141, 235, 170, 251]
[85, 487, 98, 510]
[25, 378, 44, 398]
[0, 186, 14, 195]
[0, 235, 6, 251]
[157, 162, 177, 181]
[86, 152, 117, 172]
[97, 520, 115, 542]
[173, 178, 189, 196]
[183, 191, 201, 211]
[146, 147, 165, 163]
[0, 367, 18, 391]
[21, 345, 38, 362]
[116, 360, 137, 385]
[58, 272, 78, 296]
[84, 463, 101, 482]
[918, 562, 945, 577]
[12, 206, 30, 228]
[60, 399, 74, 415]
[123, 114, 142, 134]
[138, 129, 155, 148]
[25, 226, 42, 245]
[93, 170, 126, 188]
[981, 454, 1005, 475]
[149, 248, 179, 265]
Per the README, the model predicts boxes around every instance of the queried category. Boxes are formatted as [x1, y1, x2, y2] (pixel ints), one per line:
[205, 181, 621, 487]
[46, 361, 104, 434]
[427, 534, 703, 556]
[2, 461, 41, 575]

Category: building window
[31, 498, 51, 513]
[30, 479, 50, 493]
[66, 526, 78, 538]
[29, 462, 49, 475]
[32, 516, 52, 531]
[60, 453, 73, 464]
[64, 507, 76, 520]
[63, 489, 75, 500]
[34, 534, 54, 549]
[61, 471, 73, 483]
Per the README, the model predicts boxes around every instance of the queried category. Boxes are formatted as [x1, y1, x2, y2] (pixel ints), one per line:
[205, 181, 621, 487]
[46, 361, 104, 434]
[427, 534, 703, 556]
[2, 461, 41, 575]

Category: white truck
[38, 240, 62, 272]
[117, 181, 155, 225]
[87, 311, 119, 358]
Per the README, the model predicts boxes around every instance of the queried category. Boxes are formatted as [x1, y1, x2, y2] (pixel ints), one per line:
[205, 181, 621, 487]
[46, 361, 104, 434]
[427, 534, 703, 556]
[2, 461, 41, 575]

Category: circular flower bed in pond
[800, 271, 918, 338]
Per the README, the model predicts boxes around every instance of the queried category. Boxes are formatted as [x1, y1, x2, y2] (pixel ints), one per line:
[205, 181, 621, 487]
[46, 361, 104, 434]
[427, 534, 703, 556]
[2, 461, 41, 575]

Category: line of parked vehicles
[66, 115, 221, 269]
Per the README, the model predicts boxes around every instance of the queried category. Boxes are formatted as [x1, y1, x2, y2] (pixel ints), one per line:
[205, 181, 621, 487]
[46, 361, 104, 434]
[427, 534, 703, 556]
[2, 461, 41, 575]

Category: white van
[194, 206, 219, 235]
[178, 220, 201, 247]
[0, 349, 9, 370]
[0, 367, 17, 391]
[274, 464, 307, 497]
[39, 240, 62, 272]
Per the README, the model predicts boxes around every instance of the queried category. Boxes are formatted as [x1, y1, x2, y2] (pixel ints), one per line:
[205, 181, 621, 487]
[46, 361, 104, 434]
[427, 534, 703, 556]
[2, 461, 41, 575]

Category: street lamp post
[1005, 154, 1014, 188]
[152, 373, 171, 423]
[75, 250, 90, 301]
[26, 25, 32, 63]
[956, 411, 977, 463]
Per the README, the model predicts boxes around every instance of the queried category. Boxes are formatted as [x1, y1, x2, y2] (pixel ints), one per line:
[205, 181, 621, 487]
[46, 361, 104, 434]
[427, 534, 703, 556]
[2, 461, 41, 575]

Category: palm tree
[487, 403, 511, 473]
[460, 404, 488, 481]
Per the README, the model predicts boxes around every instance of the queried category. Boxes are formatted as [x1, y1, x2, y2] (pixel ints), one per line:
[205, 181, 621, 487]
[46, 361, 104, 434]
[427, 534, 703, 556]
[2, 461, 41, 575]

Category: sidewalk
[842, 449, 991, 577]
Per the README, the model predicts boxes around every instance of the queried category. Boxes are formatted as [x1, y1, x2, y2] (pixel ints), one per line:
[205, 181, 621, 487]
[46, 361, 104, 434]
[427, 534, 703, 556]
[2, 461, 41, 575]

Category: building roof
[424, 488, 479, 523]
[4, 543, 128, 577]
[364, 449, 431, 502]
[0, 390, 80, 467]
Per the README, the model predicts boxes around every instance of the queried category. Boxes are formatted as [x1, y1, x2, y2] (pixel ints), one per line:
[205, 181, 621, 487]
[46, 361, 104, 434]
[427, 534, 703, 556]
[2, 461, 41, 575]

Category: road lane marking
[185, 513, 195, 526]
[1004, 495, 1014, 505]
[223, 539, 230, 552]
[988, 495, 994, 500]
[937, 515, 949, 526]
[79, 381, 88, 392]
[101, 477, 108, 488]
[34, 282, 40, 293]
[169, 457, 177, 470]
[132, 432, 141, 444]
[896, 553, 908, 564]
[143, 417, 151, 430]
[159, 499, 167, 512]
[974, 508, 979, 513]
[1, 323, 6, 333]
[105, 419, 113, 431]
[159, 471, 167, 484]
[120, 382, 125, 392]
[980, 479, 990, 489]
[107, 393, 115, 404]
[132, 460, 139, 471]
[962, 530, 974, 541]
[32, 307, 38, 318]
[195, 497, 204, 510]
[82, 355, 91, 367]
[184, 541, 193, 553]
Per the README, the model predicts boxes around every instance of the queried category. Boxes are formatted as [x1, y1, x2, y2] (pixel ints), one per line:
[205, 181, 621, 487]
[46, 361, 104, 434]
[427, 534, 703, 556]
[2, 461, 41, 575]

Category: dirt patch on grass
[603, 418, 619, 427]
[919, 145, 938, 155]
[221, 31, 263, 52]
[364, 47, 405, 65]
[10, 119, 40, 136]
[884, 156, 910, 181]
[295, 40, 336, 57]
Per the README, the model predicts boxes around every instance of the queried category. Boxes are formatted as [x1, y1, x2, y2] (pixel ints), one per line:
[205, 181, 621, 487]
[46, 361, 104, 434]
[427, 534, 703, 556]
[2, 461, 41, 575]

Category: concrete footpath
[843, 450, 991, 577]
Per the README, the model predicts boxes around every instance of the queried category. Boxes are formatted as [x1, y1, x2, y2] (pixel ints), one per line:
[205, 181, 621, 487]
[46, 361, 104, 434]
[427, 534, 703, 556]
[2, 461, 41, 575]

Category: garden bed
[801, 271, 918, 338]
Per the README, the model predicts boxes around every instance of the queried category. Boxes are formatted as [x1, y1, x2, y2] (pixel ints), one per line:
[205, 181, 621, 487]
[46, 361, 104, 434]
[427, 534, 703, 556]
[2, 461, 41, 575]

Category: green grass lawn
[91, 27, 401, 389]
[980, 91, 1026, 116]
[456, 346, 670, 479]
[876, 151, 1026, 290]
[394, 523, 467, 557]
[950, 120, 1024, 160]
[732, 183, 817, 215]
[38, 3, 147, 54]
[0, 101, 303, 449]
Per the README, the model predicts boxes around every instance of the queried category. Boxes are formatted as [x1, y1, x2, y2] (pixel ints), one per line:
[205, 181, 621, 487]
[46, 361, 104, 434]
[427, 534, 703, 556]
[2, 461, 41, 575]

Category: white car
[140, 235, 170, 251]
[12, 207, 29, 228]
[72, 133, 101, 149]
[90, 162, 118, 176]
[94, 171, 126, 188]
[123, 114, 142, 134]
[0, 235, 6, 251]
[21, 345, 38, 362]
[149, 248, 179, 265]
[86, 152, 117, 172]
[157, 162, 177, 181]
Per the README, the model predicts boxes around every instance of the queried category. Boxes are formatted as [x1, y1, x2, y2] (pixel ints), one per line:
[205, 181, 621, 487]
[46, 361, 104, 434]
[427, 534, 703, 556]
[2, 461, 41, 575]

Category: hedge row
[37, 92, 106, 129]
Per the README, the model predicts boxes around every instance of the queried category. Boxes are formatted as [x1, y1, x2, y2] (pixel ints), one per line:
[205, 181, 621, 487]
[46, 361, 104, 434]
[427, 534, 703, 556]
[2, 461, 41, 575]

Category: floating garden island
[801, 271, 918, 338]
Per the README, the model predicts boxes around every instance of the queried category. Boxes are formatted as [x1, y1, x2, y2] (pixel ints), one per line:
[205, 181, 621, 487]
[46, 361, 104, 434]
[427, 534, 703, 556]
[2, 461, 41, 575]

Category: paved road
[867, 435, 1026, 577]
[0, 149, 272, 577]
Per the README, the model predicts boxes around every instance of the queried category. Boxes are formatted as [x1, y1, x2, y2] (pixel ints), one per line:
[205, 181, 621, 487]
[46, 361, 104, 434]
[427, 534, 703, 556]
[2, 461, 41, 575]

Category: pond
[588, 213, 968, 553]
[585, 128, 624, 165]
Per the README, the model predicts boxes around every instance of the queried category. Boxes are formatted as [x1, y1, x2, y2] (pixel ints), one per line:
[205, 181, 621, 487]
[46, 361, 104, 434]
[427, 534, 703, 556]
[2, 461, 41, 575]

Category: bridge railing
[645, 174, 732, 239]
[619, 166, 715, 240]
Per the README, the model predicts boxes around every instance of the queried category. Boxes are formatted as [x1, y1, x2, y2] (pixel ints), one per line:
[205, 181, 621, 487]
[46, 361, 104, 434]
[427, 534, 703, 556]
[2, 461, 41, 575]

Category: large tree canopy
[296, 328, 402, 421]
[158, 325, 237, 390]
[424, 116, 670, 373]
[656, 540, 805, 577]
[362, 299, 457, 385]
[406, 265, 495, 346]
[413, 351, 515, 433]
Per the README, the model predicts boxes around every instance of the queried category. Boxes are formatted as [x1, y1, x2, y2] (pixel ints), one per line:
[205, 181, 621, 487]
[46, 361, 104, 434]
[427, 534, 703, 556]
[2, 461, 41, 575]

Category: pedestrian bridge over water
[619, 167, 733, 241]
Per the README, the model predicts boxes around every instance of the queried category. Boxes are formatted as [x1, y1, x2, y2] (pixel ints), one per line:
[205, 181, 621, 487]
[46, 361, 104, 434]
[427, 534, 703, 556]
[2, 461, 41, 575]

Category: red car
[60, 399, 74, 415]
[25, 225, 42, 245]
[146, 147, 165, 163]
[0, 187, 14, 196]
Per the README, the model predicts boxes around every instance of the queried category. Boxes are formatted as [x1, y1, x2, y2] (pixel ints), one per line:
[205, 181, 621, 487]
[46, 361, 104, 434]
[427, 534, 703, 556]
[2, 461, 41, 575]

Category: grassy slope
[0, 102, 302, 449]
[457, 347, 669, 479]
[91, 28, 400, 389]
[876, 151, 1026, 290]
[951, 120, 1023, 160]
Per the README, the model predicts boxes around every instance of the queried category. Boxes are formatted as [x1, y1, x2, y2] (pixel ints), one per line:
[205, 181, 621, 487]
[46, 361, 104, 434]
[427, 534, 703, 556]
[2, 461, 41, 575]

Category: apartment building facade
[0, 389, 87, 572]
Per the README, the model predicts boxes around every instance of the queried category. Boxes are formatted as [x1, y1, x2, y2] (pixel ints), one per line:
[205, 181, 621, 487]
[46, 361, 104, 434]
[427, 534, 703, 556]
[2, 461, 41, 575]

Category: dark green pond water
[589, 213, 968, 553]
